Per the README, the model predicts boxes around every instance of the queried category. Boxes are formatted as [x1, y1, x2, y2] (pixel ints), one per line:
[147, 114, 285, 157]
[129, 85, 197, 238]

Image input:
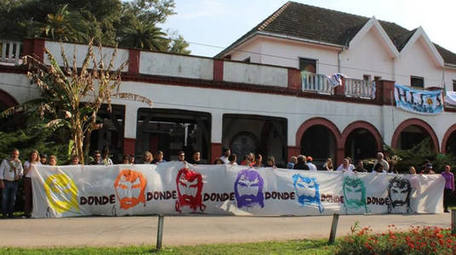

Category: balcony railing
[344, 78, 375, 99]
[0, 40, 22, 65]
[302, 72, 334, 95]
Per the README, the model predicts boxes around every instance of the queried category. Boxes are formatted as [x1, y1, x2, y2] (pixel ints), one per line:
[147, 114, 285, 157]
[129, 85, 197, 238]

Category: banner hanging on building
[445, 91, 456, 107]
[32, 162, 444, 218]
[394, 84, 443, 114]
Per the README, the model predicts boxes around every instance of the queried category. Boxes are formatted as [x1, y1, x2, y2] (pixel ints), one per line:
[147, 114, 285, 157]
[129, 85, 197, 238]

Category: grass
[0, 239, 335, 255]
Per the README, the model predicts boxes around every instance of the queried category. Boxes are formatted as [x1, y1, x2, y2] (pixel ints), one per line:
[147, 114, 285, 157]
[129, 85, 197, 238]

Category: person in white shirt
[0, 148, 24, 218]
[336, 158, 355, 172]
[219, 147, 231, 164]
[306, 156, 317, 171]
[372, 152, 390, 172]
[23, 150, 41, 218]
[228, 154, 238, 165]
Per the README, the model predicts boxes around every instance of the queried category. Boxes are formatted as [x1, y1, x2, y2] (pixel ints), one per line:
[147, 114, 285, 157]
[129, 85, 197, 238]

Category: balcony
[302, 73, 334, 95]
[302, 72, 375, 99]
[345, 78, 375, 99]
[0, 40, 22, 65]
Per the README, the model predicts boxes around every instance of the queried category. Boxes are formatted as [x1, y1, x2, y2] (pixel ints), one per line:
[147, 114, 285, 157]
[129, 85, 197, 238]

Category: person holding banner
[0, 148, 23, 218]
[336, 158, 354, 172]
[23, 150, 41, 218]
[143, 151, 154, 164]
[441, 165, 454, 213]
[372, 152, 389, 172]
[48, 155, 58, 166]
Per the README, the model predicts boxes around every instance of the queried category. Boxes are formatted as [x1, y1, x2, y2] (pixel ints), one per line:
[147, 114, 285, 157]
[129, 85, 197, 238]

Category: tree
[0, 0, 191, 54]
[24, 40, 152, 163]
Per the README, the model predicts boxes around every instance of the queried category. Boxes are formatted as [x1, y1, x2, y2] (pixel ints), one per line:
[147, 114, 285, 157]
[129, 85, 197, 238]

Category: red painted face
[175, 168, 205, 213]
[114, 169, 147, 210]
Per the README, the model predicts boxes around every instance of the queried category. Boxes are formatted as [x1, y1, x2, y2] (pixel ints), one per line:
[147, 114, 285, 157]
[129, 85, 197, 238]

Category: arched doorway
[344, 128, 378, 162]
[441, 124, 456, 155]
[296, 118, 342, 167]
[300, 125, 337, 169]
[391, 119, 438, 152]
[342, 121, 383, 163]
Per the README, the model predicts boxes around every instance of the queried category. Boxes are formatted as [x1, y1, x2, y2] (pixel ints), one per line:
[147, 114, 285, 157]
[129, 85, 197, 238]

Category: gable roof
[217, 1, 456, 65]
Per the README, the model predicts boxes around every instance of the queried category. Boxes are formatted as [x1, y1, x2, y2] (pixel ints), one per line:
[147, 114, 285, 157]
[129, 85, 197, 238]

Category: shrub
[336, 222, 456, 255]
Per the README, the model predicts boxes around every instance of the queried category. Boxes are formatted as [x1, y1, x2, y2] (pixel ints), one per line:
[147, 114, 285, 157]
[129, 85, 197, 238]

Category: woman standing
[23, 150, 40, 218]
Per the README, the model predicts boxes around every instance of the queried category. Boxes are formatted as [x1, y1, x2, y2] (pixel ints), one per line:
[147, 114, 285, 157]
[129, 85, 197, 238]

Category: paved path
[0, 214, 450, 248]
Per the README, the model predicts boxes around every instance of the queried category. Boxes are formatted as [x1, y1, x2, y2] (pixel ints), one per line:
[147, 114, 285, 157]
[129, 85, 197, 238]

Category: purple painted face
[234, 169, 264, 209]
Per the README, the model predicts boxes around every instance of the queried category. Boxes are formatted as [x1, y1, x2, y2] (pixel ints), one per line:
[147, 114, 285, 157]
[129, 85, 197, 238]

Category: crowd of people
[0, 147, 454, 218]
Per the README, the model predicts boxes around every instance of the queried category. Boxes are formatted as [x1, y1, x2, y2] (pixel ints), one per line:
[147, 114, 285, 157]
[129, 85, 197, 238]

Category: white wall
[140, 52, 213, 80]
[340, 28, 394, 80]
[395, 37, 444, 87]
[223, 61, 288, 87]
[44, 41, 129, 72]
[0, 73, 39, 104]
[230, 38, 263, 63]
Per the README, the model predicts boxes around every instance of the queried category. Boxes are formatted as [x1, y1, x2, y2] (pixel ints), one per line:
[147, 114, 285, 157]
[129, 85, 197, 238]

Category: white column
[124, 104, 139, 139]
[211, 111, 223, 143]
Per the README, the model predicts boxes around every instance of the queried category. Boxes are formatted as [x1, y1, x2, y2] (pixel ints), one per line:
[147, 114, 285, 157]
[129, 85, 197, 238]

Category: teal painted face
[343, 176, 366, 209]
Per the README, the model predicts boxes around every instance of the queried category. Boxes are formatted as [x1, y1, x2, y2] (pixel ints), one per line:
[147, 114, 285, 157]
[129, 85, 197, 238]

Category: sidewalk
[0, 214, 450, 247]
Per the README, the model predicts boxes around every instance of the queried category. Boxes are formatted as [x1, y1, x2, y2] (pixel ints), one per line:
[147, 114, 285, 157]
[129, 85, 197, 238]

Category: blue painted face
[234, 169, 264, 209]
[292, 174, 323, 213]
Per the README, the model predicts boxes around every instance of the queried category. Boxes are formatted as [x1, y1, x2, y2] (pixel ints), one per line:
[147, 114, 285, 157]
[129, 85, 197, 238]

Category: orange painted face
[114, 169, 147, 210]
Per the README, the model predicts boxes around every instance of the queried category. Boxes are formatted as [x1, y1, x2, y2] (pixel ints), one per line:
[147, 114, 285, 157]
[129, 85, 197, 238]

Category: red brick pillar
[128, 49, 140, 75]
[123, 138, 136, 156]
[211, 143, 222, 163]
[287, 69, 302, 91]
[334, 78, 345, 96]
[22, 38, 45, 62]
[287, 146, 300, 161]
[213, 60, 224, 81]
[376, 80, 395, 105]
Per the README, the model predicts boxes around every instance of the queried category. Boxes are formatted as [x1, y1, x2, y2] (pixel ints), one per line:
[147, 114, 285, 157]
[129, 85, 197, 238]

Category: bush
[336, 223, 456, 255]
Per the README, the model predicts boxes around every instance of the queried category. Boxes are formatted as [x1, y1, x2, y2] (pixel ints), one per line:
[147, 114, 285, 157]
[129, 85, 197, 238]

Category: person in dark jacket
[294, 155, 310, 170]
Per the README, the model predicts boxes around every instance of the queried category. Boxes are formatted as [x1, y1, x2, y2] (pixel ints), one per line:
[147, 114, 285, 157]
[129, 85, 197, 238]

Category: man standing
[0, 148, 23, 218]
[306, 156, 317, 171]
[442, 165, 454, 213]
[372, 152, 389, 172]
[220, 147, 230, 164]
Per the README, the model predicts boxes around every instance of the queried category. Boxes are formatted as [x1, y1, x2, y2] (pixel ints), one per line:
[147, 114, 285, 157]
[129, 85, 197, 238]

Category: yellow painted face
[44, 173, 79, 214]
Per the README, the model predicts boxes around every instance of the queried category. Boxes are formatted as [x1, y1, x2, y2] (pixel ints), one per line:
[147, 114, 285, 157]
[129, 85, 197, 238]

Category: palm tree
[120, 20, 167, 50]
[41, 4, 84, 42]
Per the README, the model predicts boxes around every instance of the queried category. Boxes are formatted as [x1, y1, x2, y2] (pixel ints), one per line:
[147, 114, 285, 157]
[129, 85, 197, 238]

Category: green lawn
[0, 240, 335, 255]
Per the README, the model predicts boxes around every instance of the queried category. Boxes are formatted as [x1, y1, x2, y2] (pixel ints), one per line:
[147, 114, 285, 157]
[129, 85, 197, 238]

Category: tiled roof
[218, 1, 456, 65]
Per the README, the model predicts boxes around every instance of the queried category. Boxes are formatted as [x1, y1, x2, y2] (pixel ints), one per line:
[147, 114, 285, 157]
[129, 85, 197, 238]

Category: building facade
[1, 2, 456, 168]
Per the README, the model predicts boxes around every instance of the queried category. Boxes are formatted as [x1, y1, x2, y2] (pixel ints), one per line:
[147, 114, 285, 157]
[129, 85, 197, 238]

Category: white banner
[32, 162, 445, 218]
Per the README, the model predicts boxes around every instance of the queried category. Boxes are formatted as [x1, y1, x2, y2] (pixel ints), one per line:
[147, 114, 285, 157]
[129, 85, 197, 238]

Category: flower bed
[336, 223, 456, 255]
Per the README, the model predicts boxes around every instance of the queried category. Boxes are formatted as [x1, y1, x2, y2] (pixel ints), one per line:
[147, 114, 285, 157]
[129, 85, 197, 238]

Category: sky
[161, 0, 456, 57]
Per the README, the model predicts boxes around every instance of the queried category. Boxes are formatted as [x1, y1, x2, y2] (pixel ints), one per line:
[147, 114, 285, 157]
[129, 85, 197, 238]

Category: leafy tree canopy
[0, 0, 190, 54]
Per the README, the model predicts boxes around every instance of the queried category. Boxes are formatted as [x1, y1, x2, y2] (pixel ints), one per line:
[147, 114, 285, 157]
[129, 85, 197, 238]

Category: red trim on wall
[287, 146, 300, 160]
[287, 68, 301, 91]
[391, 118, 439, 152]
[33, 39, 45, 62]
[128, 49, 140, 74]
[123, 138, 136, 155]
[0, 89, 18, 107]
[441, 124, 456, 153]
[341, 121, 383, 152]
[213, 60, 224, 81]
[295, 117, 343, 165]
[210, 143, 222, 163]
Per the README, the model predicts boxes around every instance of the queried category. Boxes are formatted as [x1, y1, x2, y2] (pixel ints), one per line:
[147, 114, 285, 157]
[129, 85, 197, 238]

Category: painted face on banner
[175, 168, 205, 213]
[114, 169, 147, 210]
[292, 174, 323, 213]
[234, 169, 264, 209]
[343, 176, 367, 212]
[44, 173, 79, 214]
[388, 176, 411, 213]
